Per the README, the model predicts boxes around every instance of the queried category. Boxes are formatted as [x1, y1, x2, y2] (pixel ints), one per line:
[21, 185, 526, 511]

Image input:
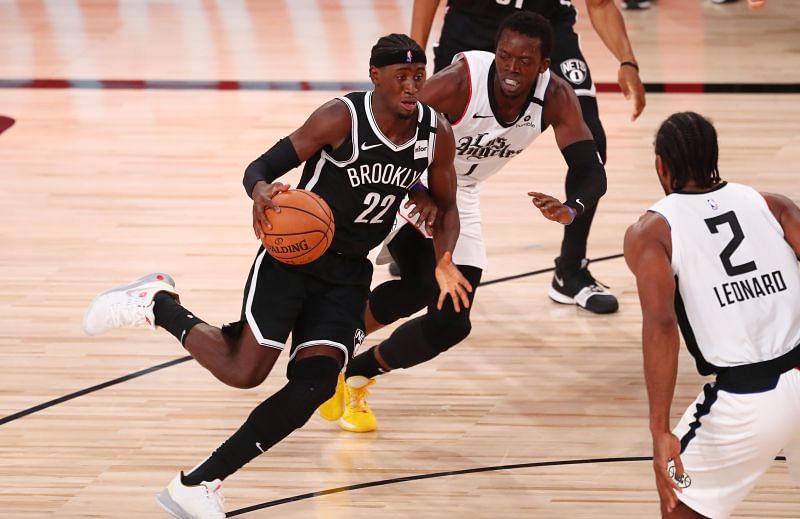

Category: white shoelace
[200, 482, 225, 514]
[104, 293, 149, 329]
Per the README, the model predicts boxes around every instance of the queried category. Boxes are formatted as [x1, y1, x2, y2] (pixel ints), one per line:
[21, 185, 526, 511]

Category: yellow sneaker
[318, 373, 346, 421]
[338, 376, 377, 433]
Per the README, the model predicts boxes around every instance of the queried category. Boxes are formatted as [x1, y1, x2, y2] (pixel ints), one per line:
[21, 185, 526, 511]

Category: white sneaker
[82, 273, 177, 336]
[156, 472, 225, 519]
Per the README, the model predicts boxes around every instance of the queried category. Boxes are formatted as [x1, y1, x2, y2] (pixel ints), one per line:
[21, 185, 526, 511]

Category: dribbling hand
[252, 181, 291, 238]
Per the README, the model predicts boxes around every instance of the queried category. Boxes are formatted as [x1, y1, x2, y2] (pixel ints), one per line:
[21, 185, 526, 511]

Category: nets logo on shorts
[354, 328, 366, 354]
[560, 59, 588, 85]
[668, 465, 692, 489]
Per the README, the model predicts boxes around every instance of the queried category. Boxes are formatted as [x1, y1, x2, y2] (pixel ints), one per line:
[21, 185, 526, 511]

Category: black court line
[1, 254, 625, 425]
[227, 455, 789, 516]
[479, 253, 624, 287]
[1, 78, 799, 93]
[0, 355, 192, 426]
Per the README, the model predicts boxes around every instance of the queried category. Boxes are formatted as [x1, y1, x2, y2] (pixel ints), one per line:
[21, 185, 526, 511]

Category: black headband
[370, 49, 427, 68]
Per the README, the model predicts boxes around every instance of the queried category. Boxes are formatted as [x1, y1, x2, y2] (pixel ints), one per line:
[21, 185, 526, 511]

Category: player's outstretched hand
[406, 187, 438, 236]
[652, 432, 684, 514]
[618, 65, 646, 121]
[252, 182, 291, 238]
[434, 251, 473, 312]
[528, 192, 575, 225]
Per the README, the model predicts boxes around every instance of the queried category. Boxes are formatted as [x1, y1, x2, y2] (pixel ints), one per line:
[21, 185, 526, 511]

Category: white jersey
[450, 50, 549, 190]
[380, 51, 551, 269]
[649, 182, 800, 372]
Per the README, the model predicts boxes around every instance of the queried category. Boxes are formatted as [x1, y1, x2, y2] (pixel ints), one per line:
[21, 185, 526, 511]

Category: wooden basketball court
[1, 1, 798, 517]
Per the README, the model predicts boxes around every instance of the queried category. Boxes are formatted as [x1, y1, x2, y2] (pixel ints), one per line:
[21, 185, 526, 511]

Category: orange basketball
[260, 189, 335, 265]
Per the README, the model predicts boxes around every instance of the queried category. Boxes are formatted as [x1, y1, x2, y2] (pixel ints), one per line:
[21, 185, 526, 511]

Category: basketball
[260, 189, 335, 265]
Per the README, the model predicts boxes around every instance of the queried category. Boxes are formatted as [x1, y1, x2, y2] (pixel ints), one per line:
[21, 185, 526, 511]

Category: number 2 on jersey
[354, 192, 396, 224]
[704, 211, 758, 277]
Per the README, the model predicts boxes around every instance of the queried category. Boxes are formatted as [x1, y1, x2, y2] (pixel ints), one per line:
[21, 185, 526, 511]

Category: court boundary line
[227, 455, 788, 515]
[0, 356, 192, 426]
[0, 79, 798, 93]
[0, 254, 623, 426]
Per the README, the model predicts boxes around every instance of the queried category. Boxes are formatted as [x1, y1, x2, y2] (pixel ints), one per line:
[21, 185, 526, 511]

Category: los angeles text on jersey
[456, 133, 525, 160]
[346, 162, 423, 189]
[712, 270, 788, 308]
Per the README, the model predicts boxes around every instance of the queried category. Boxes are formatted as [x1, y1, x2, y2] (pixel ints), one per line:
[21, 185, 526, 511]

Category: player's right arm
[244, 100, 351, 238]
[762, 192, 800, 259]
[584, 0, 645, 121]
[623, 212, 684, 514]
[416, 59, 471, 123]
[529, 77, 607, 225]
[426, 113, 473, 312]
[410, 0, 442, 50]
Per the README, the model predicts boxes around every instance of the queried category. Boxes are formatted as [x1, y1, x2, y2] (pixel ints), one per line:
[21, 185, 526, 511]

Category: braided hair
[495, 11, 554, 60]
[655, 112, 721, 191]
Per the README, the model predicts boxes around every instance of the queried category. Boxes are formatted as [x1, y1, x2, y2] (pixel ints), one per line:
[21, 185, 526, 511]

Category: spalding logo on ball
[260, 189, 335, 265]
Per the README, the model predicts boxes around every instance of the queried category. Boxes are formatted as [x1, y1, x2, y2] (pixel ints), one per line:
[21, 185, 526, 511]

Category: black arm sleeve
[243, 138, 302, 198]
[561, 139, 607, 216]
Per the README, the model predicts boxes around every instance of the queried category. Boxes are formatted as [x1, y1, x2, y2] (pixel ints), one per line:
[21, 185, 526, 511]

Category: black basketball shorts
[549, 21, 596, 98]
[230, 248, 369, 364]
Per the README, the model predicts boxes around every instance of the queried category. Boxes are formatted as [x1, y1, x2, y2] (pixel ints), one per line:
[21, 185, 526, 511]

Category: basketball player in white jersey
[318, 12, 609, 433]
[625, 112, 800, 518]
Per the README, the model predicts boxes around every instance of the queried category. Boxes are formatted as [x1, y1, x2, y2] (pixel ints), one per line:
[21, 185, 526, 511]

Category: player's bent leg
[184, 321, 282, 389]
[339, 266, 482, 433]
[159, 351, 341, 516]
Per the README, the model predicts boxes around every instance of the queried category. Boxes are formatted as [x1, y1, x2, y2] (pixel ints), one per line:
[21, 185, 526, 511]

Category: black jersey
[298, 91, 438, 258]
[447, 0, 576, 27]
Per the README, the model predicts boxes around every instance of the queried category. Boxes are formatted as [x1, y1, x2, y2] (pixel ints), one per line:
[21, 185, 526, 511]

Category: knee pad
[370, 279, 431, 324]
[423, 311, 471, 353]
[286, 355, 340, 406]
[246, 355, 340, 433]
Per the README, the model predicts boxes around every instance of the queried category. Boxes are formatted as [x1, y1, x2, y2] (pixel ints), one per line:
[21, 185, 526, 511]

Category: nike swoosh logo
[361, 142, 382, 151]
[576, 198, 585, 211]
[256, 442, 264, 453]
[472, 114, 494, 119]
[554, 274, 565, 287]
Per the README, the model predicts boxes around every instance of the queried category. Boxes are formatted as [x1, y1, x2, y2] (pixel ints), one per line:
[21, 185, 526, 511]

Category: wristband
[620, 61, 639, 72]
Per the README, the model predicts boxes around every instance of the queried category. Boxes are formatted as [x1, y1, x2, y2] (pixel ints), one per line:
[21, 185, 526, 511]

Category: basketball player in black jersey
[408, 0, 646, 314]
[323, 13, 609, 433]
[82, 34, 472, 518]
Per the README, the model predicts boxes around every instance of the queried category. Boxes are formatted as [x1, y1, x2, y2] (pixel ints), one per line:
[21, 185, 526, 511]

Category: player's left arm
[584, 0, 646, 120]
[762, 192, 800, 259]
[529, 78, 607, 225]
[623, 212, 685, 514]
[427, 113, 473, 311]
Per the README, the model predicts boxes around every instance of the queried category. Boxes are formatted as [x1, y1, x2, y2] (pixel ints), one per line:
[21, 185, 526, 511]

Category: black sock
[153, 292, 205, 345]
[345, 346, 387, 379]
[183, 423, 262, 485]
[183, 357, 339, 485]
